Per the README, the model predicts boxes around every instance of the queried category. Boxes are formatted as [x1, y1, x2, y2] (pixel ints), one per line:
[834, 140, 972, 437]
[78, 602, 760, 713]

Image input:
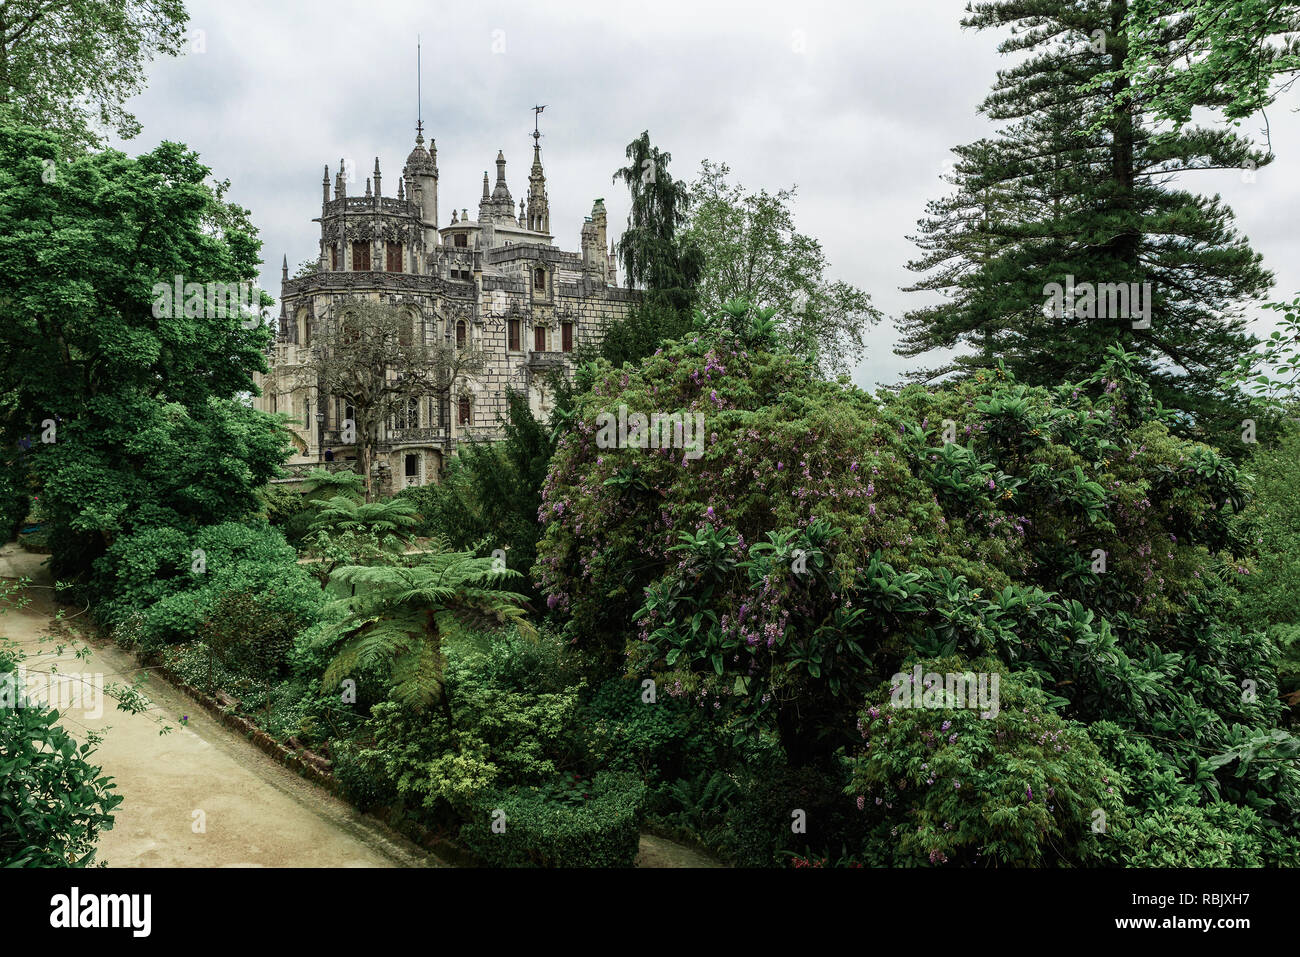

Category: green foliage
[0, 122, 289, 584]
[347, 628, 585, 818]
[0, 0, 189, 147]
[399, 390, 554, 601]
[95, 521, 321, 650]
[538, 317, 1300, 862]
[684, 160, 881, 377]
[0, 684, 122, 867]
[460, 771, 647, 868]
[1099, 0, 1300, 129]
[900, 1, 1272, 441]
[318, 547, 535, 712]
[846, 660, 1125, 867]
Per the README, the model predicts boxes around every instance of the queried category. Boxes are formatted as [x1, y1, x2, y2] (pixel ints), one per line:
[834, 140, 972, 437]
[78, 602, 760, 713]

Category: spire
[415, 35, 424, 147]
[373, 157, 382, 198]
[365, 177, 372, 198]
[495, 150, 507, 185]
[322, 164, 330, 205]
[282, 254, 288, 281]
[398, 177, 405, 200]
[482, 172, 490, 200]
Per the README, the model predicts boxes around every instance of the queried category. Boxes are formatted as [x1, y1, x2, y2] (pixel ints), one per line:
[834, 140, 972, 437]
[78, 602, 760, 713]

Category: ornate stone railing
[270, 460, 359, 483]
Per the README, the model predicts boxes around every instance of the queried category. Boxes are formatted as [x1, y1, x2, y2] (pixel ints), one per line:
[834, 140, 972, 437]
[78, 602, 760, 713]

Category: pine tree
[900, 0, 1274, 441]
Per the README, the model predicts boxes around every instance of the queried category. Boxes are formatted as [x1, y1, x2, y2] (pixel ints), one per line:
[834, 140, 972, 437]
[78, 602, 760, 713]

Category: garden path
[0, 542, 436, 868]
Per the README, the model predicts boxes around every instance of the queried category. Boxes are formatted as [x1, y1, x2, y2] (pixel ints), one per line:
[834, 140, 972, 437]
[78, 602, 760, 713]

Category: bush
[720, 761, 871, 868]
[95, 521, 321, 650]
[461, 771, 647, 868]
[0, 678, 122, 867]
[349, 628, 586, 823]
[845, 658, 1126, 867]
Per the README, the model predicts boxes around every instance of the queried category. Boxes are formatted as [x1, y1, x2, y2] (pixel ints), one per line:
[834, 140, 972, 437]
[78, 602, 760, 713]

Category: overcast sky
[114, 0, 1300, 391]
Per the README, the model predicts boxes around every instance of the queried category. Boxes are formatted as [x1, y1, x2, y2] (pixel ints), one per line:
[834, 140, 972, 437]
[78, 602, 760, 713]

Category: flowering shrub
[536, 317, 1300, 863]
[846, 659, 1125, 866]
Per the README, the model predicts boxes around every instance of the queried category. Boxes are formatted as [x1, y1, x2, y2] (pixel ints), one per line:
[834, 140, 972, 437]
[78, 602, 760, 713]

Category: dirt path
[0, 543, 437, 868]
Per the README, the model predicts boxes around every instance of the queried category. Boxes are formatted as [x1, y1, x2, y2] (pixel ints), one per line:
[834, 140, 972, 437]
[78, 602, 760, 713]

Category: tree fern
[322, 548, 535, 715]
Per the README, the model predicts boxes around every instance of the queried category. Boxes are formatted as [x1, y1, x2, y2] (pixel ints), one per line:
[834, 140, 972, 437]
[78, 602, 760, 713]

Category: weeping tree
[603, 131, 703, 366]
[292, 296, 484, 501]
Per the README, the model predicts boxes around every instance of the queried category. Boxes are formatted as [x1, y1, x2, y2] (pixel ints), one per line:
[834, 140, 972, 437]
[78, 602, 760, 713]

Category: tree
[403, 389, 556, 602]
[684, 160, 881, 377]
[602, 131, 702, 366]
[899, 0, 1274, 442]
[321, 547, 535, 720]
[291, 296, 484, 501]
[0, 0, 189, 148]
[0, 122, 288, 581]
[1101, 0, 1300, 130]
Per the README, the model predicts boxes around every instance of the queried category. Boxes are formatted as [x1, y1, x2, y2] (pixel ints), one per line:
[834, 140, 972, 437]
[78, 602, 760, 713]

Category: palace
[254, 117, 635, 492]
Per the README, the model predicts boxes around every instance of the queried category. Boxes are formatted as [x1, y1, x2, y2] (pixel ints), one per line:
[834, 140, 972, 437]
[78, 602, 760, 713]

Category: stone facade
[255, 124, 636, 492]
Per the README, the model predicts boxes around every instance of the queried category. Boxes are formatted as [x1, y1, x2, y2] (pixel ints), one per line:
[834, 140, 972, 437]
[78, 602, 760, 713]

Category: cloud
[115, 0, 1300, 391]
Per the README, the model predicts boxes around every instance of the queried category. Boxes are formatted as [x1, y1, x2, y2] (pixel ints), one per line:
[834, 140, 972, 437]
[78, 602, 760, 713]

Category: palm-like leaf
[322, 548, 535, 711]
[310, 495, 420, 538]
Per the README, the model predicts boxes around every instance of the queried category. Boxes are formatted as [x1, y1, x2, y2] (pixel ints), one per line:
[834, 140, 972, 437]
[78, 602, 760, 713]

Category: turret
[402, 125, 439, 248]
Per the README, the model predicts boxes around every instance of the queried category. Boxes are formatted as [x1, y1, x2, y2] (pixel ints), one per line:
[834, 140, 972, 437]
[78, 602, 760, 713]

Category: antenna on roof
[416, 36, 424, 140]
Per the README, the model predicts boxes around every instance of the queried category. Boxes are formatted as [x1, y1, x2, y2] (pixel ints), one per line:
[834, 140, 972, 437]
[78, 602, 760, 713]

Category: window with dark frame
[508, 319, 521, 351]
[533, 267, 545, 291]
[456, 320, 466, 349]
[458, 395, 471, 426]
[562, 321, 573, 353]
[454, 233, 467, 248]
[330, 246, 338, 271]
[386, 241, 402, 272]
[351, 240, 370, 271]
[534, 325, 546, 352]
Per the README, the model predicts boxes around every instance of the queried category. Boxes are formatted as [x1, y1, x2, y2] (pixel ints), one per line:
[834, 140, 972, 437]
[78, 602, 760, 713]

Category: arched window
[456, 319, 466, 349]
[533, 267, 545, 291]
[458, 395, 471, 426]
[561, 321, 573, 353]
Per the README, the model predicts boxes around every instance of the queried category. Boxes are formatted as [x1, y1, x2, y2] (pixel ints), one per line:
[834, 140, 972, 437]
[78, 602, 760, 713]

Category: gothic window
[456, 320, 466, 349]
[534, 325, 546, 352]
[330, 246, 338, 271]
[386, 241, 402, 272]
[399, 397, 419, 430]
[458, 395, 471, 426]
[533, 268, 545, 291]
[508, 319, 521, 352]
[562, 321, 573, 353]
[454, 233, 468, 248]
[352, 240, 370, 271]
